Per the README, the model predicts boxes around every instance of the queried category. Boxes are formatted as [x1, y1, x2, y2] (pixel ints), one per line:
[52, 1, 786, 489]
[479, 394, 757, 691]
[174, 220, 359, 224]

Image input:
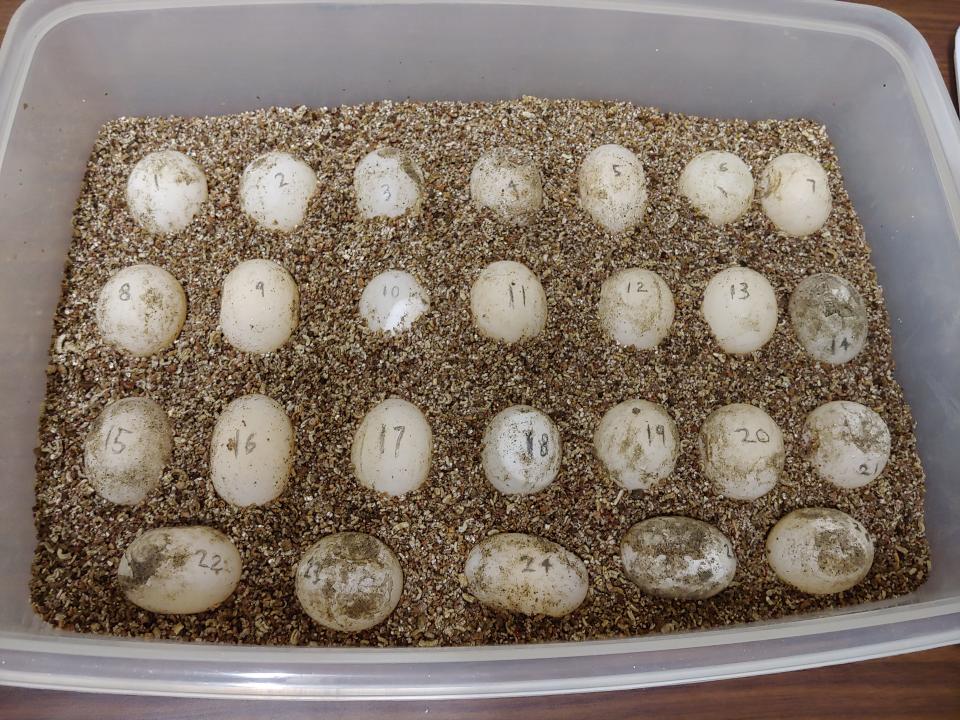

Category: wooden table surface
[0, 0, 957, 718]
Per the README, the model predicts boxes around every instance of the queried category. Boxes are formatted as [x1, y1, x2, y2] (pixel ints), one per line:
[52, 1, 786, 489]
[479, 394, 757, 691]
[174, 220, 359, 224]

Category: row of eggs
[85, 394, 891, 510]
[117, 508, 875, 629]
[126, 145, 833, 238]
[97, 260, 869, 363]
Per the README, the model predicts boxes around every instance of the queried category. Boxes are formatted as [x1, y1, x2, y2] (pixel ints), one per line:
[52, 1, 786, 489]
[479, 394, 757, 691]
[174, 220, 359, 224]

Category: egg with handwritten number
[482, 405, 562, 495]
[470, 260, 547, 344]
[766, 508, 874, 594]
[351, 398, 433, 496]
[759, 152, 832, 237]
[679, 151, 754, 225]
[96, 264, 187, 356]
[702, 266, 778, 354]
[118, 526, 241, 614]
[83, 397, 172, 505]
[598, 268, 675, 349]
[354, 147, 425, 219]
[240, 151, 317, 232]
[296, 532, 403, 632]
[803, 401, 890, 489]
[469, 147, 544, 226]
[699, 403, 785, 501]
[789, 273, 868, 364]
[126, 150, 208, 235]
[210, 394, 294, 506]
[578, 144, 647, 234]
[593, 399, 679, 491]
[465, 533, 588, 617]
[220, 259, 299, 354]
[359, 270, 430, 334]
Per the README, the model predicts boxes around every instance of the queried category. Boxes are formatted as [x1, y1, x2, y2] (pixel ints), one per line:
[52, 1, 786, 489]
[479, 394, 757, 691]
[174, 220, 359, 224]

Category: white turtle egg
[470, 260, 547, 343]
[759, 152, 832, 237]
[679, 151, 754, 225]
[359, 270, 430, 334]
[578, 144, 648, 234]
[351, 398, 432, 496]
[621, 517, 737, 600]
[469, 147, 543, 226]
[464, 533, 588, 617]
[803, 401, 891, 489]
[766, 508, 874, 594]
[96, 264, 187, 356]
[593, 399, 678, 491]
[220, 259, 299, 354]
[118, 526, 241, 614]
[702, 266, 778, 354]
[482, 405, 562, 495]
[699, 403, 785, 501]
[83, 397, 172, 505]
[126, 150, 207, 235]
[789, 273, 868, 364]
[354, 147, 424, 219]
[598, 268, 675, 349]
[210, 394, 294, 507]
[296, 532, 403, 632]
[240, 151, 317, 232]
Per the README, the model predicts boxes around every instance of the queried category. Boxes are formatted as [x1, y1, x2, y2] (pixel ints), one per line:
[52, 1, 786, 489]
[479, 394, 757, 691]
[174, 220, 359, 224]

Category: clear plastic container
[0, 0, 958, 699]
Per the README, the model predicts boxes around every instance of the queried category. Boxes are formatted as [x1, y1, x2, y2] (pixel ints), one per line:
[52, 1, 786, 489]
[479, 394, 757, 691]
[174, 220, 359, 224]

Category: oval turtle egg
[126, 150, 207, 235]
[220, 259, 299, 354]
[789, 273, 868, 364]
[83, 397, 172, 505]
[699, 403, 785, 500]
[118, 526, 241, 614]
[351, 398, 433, 496]
[593, 399, 679, 491]
[210, 394, 295, 506]
[354, 147, 424, 219]
[359, 270, 430, 334]
[578, 143, 647, 234]
[470, 260, 547, 343]
[766, 507, 875, 594]
[679, 151, 754, 225]
[296, 532, 403, 632]
[598, 268, 675, 349]
[803, 401, 891, 489]
[702, 266, 778, 354]
[464, 533, 588, 617]
[621, 517, 737, 599]
[96, 264, 187, 356]
[469, 147, 544, 226]
[759, 152, 832, 237]
[240, 151, 317, 232]
[482, 405, 562, 495]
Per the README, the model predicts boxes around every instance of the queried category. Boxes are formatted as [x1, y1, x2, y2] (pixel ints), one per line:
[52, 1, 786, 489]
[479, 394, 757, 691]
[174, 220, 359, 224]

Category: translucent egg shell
[470, 260, 547, 344]
[351, 398, 433, 496]
[359, 270, 430, 334]
[482, 405, 562, 495]
[598, 268, 675, 349]
[126, 150, 208, 235]
[759, 152, 832, 237]
[354, 147, 424, 219]
[593, 399, 679, 491]
[699, 403, 785, 501]
[701, 266, 778, 354]
[96, 264, 187, 357]
[578, 144, 647, 234]
[469, 147, 543, 226]
[678, 151, 754, 225]
[789, 273, 868, 364]
[240, 151, 317, 232]
[220, 259, 299, 354]
[803, 401, 891, 489]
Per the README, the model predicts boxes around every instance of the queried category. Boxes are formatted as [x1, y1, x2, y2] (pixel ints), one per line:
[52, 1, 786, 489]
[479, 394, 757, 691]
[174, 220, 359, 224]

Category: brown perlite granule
[31, 96, 929, 647]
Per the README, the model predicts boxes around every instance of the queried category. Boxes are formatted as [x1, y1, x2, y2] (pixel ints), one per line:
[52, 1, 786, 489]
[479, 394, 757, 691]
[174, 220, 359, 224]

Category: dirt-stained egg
[240, 151, 317, 232]
[766, 508, 874, 594]
[803, 401, 891, 489]
[126, 150, 208, 235]
[620, 517, 737, 599]
[759, 152, 832, 237]
[96, 264, 187, 356]
[699, 403, 785, 501]
[470, 147, 543, 226]
[470, 260, 547, 344]
[482, 405, 562, 495]
[118, 526, 241, 614]
[351, 398, 433, 496]
[220, 259, 299, 354]
[210, 394, 295, 507]
[578, 144, 647, 234]
[598, 268, 675, 349]
[593, 399, 679, 491]
[464, 533, 588, 617]
[701, 266, 778, 354]
[83, 397, 172, 505]
[359, 270, 430, 334]
[679, 151, 754, 225]
[789, 273, 868, 364]
[354, 147, 424, 219]
[295, 532, 403, 632]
